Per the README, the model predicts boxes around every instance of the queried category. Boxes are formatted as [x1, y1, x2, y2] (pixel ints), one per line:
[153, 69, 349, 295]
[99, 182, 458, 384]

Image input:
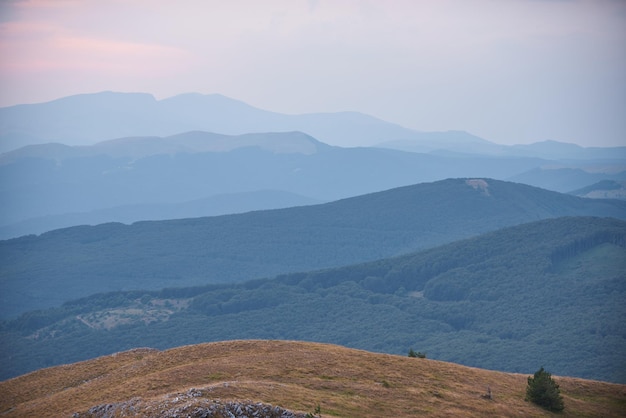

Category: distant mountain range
[378, 136, 626, 160]
[2, 127, 625, 238]
[1, 92, 624, 239]
[0, 92, 623, 239]
[570, 180, 626, 200]
[0, 131, 553, 237]
[0, 130, 329, 162]
[0, 189, 322, 240]
[509, 167, 626, 194]
[0, 91, 422, 150]
[1, 178, 625, 319]
[2, 216, 624, 383]
[2, 91, 625, 158]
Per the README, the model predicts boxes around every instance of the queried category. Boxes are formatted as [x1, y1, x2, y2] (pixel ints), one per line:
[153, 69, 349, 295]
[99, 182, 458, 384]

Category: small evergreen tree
[526, 367, 564, 412]
[408, 348, 426, 358]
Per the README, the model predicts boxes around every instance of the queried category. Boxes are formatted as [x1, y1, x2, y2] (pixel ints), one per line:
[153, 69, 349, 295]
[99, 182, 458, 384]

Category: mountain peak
[0, 91, 419, 150]
[162, 91, 248, 103]
[49, 91, 158, 106]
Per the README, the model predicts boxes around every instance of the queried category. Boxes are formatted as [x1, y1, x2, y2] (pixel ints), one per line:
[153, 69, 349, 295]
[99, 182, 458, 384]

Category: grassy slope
[1, 340, 624, 418]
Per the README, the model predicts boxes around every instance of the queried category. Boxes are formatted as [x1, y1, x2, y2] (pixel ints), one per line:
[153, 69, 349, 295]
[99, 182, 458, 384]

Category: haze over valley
[1, 92, 625, 239]
[1, 1, 625, 416]
[1, 90, 625, 416]
[1, 91, 625, 377]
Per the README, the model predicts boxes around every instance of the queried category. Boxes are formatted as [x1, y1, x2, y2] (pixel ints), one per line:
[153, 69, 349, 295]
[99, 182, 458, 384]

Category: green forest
[2, 178, 625, 319]
[1, 216, 624, 383]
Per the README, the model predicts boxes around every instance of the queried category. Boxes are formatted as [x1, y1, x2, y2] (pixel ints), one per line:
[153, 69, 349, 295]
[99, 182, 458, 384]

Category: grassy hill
[2, 216, 624, 383]
[2, 178, 626, 319]
[1, 340, 624, 417]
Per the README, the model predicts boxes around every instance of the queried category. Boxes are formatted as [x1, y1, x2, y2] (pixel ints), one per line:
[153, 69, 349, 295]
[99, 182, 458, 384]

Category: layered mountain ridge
[2, 178, 625, 319]
[2, 92, 624, 239]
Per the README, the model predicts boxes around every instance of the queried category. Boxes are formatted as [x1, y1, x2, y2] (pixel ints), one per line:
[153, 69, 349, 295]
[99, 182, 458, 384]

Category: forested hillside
[2, 216, 624, 383]
[2, 178, 625, 318]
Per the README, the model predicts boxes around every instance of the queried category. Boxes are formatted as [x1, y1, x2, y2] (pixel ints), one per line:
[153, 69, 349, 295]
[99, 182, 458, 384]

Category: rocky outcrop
[73, 388, 308, 418]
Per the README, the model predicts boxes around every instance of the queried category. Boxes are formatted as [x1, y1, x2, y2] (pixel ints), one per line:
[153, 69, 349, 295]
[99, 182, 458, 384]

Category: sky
[0, 0, 624, 147]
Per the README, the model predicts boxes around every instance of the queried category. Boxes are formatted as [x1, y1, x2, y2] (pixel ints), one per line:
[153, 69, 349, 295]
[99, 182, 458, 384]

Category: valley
[1, 93, 624, 410]
[3, 2, 625, 415]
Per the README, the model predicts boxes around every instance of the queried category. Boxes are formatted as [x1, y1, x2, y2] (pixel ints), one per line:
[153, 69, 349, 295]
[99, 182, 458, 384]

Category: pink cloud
[0, 20, 192, 76]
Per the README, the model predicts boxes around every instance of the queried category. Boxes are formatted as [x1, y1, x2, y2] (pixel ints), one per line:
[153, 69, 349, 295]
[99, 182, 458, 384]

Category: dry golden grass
[1, 340, 624, 417]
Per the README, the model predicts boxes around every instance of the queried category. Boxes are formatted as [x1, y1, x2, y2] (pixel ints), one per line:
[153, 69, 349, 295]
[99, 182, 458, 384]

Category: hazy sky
[0, 0, 624, 146]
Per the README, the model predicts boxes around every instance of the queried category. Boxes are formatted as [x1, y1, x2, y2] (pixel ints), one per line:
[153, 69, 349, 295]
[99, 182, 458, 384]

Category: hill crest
[1, 340, 624, 418]
[0, 131, 329, 165]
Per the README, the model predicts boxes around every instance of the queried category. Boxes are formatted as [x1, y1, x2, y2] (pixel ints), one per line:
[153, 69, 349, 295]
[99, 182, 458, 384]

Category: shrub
[408, 348, 426, 358]
[526, 367, 564, 412]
